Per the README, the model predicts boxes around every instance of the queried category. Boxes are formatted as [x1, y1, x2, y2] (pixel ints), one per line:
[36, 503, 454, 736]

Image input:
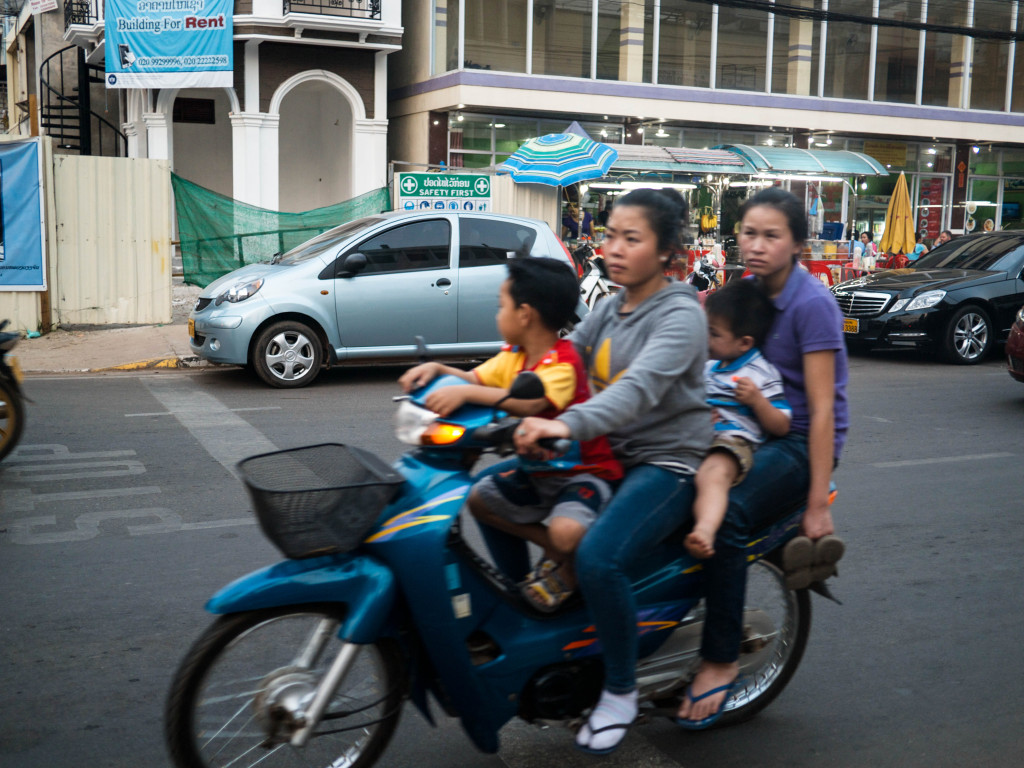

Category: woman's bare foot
[684, 526, 716, 559]
[676, 660, 739, 722]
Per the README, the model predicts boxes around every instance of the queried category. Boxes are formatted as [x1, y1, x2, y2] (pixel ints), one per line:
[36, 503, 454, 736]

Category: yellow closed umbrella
[879, 171, 915, 256]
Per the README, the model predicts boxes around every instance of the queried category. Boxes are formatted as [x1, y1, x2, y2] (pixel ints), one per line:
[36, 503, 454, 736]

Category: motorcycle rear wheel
[716, 560, 811, 727]
[0, 376, 25, 462]
[165, 605, 404, 768]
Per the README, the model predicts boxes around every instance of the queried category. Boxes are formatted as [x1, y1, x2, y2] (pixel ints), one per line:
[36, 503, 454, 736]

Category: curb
[100, 356, 209, 372]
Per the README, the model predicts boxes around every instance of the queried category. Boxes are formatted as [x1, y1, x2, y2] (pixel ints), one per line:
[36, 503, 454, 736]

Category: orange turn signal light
[421, 422, 466, 445]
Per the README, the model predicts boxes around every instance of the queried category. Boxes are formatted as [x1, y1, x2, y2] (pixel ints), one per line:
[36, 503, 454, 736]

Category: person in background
[909, 232, 928, 262]
[934, 230, 954, 247]
[562, 203, 595, 241]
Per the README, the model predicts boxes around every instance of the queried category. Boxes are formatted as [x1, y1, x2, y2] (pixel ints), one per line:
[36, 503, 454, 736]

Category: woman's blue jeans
[700, 433, 811, 663]
[477, 461, 695, 693]
[575, 464, 695, 694]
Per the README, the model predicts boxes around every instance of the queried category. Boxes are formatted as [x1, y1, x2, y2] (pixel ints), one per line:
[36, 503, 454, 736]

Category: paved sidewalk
[14, 283, 205, 375]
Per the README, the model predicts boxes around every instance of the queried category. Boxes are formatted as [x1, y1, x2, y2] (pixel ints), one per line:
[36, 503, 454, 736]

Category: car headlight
[905, 290, 945, 311]
[888, 298, 909, 313]
[215, 277, 264, 305]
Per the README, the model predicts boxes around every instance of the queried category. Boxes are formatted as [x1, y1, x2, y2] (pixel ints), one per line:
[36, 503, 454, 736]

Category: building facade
[7, 0, 401, 213]
[388, 1, 1024, 239]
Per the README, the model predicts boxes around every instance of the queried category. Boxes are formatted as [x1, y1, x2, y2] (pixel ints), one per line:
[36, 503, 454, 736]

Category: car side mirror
[337, 252, 368, 278]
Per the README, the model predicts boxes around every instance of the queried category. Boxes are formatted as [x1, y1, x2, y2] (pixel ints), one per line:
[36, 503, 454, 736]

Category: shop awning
[717, 144, 889, 176]
[603, 144, 759, 175]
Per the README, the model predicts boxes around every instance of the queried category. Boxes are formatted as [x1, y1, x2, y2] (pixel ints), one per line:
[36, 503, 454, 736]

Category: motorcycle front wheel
[165, 605, 404, 768]
[0, 375, 25, 462]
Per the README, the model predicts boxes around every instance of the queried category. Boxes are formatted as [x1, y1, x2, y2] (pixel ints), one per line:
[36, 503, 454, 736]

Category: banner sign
[0, 140, 47, 292]
[104, 0, 233, 89]
[397, 173, 492, 212]
[30, 0, 59, 13]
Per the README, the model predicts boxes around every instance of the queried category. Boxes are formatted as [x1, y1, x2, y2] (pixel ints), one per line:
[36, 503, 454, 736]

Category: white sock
[576, 688, 638, 752]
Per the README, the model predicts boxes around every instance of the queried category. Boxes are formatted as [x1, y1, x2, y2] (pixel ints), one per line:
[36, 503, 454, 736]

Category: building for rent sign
[105, 0, 233, 89]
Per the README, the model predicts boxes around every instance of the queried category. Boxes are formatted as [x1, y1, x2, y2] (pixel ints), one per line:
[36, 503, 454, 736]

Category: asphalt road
[1, 350, 1022, 768]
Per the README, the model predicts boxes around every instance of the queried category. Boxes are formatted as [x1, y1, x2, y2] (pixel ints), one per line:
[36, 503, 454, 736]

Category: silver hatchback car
[188, 210, 582, 387]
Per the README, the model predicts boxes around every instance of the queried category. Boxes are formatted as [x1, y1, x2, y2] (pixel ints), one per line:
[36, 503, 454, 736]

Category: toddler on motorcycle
[686, 279, 791, 560]
[398, 257, 621, 611]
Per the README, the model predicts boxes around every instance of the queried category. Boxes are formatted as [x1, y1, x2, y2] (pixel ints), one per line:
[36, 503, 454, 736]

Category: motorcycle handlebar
[471, 420, 571, 456]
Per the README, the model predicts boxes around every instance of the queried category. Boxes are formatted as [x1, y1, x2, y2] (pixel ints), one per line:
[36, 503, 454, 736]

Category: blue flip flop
[674, 679, 738, 731]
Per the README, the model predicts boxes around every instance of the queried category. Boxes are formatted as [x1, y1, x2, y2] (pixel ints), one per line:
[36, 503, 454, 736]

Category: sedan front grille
[832, 290, 892, 317]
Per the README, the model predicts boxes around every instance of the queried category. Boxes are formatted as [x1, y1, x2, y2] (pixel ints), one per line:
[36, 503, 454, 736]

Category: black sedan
[831, 232, 1024, 364]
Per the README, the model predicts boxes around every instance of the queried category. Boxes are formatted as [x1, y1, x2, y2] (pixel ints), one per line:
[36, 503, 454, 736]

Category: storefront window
[771, 2, 819, 96]
[657, 0, 712, 87]
[495, 119, 539, 158]
[916, 176, 947, 239]
[967, 178, 999, 233]
[717, 4, 768, 91]
[972, 146, 1000, 176]
[970, 0, 1014, 111]
[464, 0, 528, 73]
[645, 125, 683, 146]
[823, 0, 871, 100]
[1003, 176, 1024, 228]
[917, 145, 952, 174]
[533, 0, 592, 78]
[874, 0, 921, 104]
[1002, 148, 1024, 176]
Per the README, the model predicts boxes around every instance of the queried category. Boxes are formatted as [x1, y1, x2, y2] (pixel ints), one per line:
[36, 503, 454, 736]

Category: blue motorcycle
[165, 373, 823, 768]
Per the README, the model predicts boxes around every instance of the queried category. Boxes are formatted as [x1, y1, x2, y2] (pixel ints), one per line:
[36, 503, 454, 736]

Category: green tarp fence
[172, 174, 392, 287]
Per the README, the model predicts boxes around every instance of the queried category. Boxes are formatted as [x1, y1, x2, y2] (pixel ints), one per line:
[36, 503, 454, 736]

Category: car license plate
[9, 355, 23, 383]
[188, 318, 195, 339]
[842, 317, 859, 334]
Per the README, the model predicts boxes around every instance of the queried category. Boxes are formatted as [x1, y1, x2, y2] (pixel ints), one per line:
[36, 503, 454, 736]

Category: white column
[352, 119, 389, 196]
[143, 112, 171, 163]
[230, 112, 280, 208]
[244, 40, 261, 112]
[374, 51, 388, 121]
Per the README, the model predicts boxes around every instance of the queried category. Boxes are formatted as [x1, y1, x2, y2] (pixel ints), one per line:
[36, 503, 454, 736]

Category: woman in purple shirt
[676, 187, 849, 727]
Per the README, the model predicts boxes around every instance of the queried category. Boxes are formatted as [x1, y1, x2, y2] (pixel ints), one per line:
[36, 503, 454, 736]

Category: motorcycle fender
[205, 554, 396, 644]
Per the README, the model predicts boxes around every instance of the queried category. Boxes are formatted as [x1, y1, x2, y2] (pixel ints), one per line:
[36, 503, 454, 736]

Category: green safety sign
[397, 173, 492, 213]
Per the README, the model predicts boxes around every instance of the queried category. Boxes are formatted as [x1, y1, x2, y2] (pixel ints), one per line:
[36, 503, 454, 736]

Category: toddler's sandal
[520, 567, 574, 613]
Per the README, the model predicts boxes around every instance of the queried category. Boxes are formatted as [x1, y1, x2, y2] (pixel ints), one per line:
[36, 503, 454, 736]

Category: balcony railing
[65, 0, 102, 31]
[283, 0, 381, 19]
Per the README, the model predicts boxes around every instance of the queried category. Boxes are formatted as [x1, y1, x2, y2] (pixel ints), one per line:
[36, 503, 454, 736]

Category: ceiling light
[972, 145, 980, 154]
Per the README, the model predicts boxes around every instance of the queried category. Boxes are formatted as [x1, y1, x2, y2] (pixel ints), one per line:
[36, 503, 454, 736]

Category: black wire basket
[237, 443, 405, 559]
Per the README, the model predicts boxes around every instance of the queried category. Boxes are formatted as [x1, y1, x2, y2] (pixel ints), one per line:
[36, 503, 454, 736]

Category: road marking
[4, 460, 147, 481]
[125, 406, 281, 417]
[142, 378, 278, 477]
[7, 509, 257, 544]
[870, 451, 1013, 468]
[2, 486, 162, 513]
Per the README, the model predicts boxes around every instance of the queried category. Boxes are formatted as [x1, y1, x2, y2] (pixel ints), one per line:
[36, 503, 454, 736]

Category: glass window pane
[1014, 10, 1024, 112]
[875, 0, 921, 103]
[645, 125, 682, 146]
[495, 119, 539, 155]
[464, 0, 528, 73]
[642, 0, 655, 83]
[658, 0, 712, 87]
[533, 0, 592, 78]
[823, 0, 871, 99]
[443, 0, 460, 72]
[772, 2, 819, 96]
[459, 218, 537, 268]
[969, 0, 1013, 111]
[921, 31, 955, 107]
[717, 5, 768, 91]
[358, 220, 451, 274]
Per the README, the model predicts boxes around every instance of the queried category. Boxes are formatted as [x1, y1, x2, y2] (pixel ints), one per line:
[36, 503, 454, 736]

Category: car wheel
[940, 304, 992, 365]
[252, 320, 323, 388]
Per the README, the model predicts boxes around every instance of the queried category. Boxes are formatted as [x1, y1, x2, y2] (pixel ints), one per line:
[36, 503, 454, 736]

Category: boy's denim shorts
[473, 467, 613, 529]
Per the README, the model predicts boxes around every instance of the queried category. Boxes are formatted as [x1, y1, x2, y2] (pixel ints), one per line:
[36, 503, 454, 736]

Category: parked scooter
[165, 372, 825, 768]
[0, 320, 26, 462]
[571, 238, 616, 308]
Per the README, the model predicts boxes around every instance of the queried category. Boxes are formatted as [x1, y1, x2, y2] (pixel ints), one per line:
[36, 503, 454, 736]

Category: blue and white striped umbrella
[497, 133, 618, 187]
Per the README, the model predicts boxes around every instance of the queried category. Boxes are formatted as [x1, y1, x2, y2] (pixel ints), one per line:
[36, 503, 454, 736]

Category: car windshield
[913, 236, 1024, 272]
[276, 217, 386, 265]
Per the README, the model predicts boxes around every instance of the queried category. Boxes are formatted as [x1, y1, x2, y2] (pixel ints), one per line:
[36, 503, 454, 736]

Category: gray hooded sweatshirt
[557, 281, 710, 474]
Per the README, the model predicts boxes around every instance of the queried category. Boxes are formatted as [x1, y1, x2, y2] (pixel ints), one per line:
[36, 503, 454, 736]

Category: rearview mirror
[337, 252, 368, 278]
[507, 371, 546, 401]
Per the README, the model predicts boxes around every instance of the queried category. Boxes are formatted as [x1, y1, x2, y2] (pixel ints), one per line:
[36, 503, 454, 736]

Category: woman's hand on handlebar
[513, 417, 571, 457]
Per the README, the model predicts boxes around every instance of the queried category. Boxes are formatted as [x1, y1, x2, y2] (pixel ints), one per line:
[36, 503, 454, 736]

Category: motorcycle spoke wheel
[0, 377, 25, 462]
[717, 560, 811, 726]
[166, 606, 403, 768]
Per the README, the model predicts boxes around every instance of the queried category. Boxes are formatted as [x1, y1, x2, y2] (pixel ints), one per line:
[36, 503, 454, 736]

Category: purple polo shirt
[761, 266, 849, 458]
